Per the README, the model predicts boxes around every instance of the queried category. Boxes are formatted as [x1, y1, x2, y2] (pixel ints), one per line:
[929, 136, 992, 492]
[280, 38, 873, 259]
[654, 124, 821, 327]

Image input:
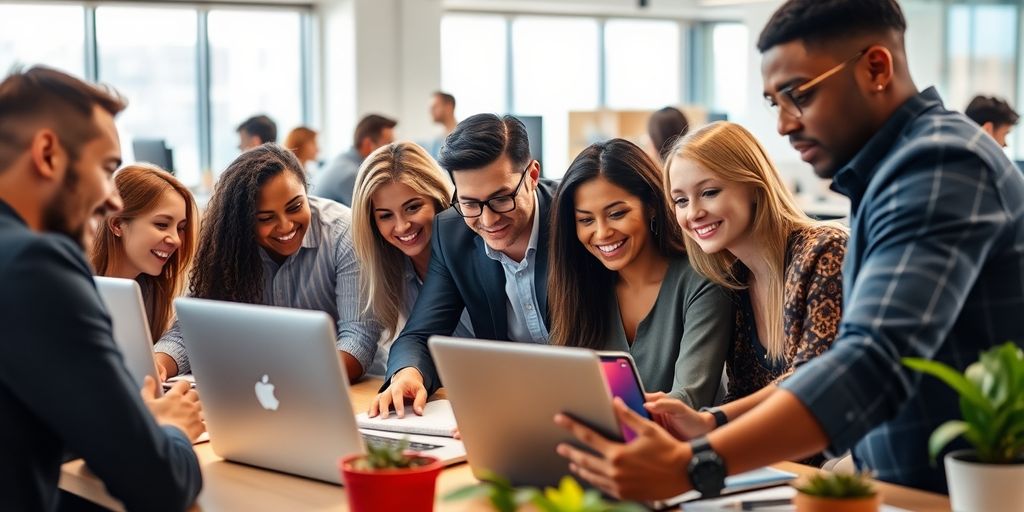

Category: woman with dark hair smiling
[548, 138, 732, 408]
[153, 144, 381, 382]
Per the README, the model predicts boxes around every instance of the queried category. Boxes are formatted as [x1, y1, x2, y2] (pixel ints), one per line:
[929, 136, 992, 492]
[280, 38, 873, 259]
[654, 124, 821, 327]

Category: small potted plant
[445, 471, 647, 512]
[792, 472, 880, 512]
[904, 342, 1024, 512]
[338, 437, 444, 512]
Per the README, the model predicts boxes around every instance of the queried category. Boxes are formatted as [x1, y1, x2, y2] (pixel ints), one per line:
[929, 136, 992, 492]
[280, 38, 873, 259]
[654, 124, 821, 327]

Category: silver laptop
[94, 276, 162, 396]
[174, 297, 465, 484]
[429, 336, 623, 487]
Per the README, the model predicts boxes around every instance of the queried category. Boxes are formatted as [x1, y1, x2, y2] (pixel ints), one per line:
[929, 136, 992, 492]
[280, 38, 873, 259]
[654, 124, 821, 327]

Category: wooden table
[60, 379, 951, 511]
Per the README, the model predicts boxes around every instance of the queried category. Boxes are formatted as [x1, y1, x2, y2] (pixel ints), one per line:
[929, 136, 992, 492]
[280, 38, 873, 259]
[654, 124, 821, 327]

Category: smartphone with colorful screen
[597, 352, 650, 442]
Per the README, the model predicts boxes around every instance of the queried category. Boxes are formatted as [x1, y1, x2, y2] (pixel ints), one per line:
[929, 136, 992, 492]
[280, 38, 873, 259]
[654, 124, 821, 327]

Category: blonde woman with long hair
[646, 122, 846, 453]
[91, 164, 198, 345]
[351, 141, 473, 376]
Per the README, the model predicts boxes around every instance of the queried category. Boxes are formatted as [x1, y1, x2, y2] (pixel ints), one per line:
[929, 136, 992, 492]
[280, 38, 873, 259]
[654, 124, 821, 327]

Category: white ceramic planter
[945, 449, 1024, 512]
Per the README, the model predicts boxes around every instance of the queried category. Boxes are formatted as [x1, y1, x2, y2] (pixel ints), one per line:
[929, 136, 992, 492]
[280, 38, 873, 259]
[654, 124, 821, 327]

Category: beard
[40, 161, 90, 250]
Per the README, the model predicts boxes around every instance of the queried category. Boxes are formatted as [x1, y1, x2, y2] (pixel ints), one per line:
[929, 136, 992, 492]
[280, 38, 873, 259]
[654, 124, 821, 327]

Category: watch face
[692, 454, 727, 497]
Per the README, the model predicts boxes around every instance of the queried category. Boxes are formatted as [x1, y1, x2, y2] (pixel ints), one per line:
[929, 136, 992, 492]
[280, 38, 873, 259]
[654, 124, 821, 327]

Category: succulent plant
[794, 472, 877, 499]
[350, 437, 432, 471]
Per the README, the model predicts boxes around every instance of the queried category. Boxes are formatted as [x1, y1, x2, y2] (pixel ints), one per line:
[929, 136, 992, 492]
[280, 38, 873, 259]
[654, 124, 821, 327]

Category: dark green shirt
[604, 257, 733, 408]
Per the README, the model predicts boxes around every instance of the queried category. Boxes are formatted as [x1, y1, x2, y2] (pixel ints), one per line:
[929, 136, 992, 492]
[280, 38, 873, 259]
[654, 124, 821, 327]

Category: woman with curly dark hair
[153, 144, 381, 382]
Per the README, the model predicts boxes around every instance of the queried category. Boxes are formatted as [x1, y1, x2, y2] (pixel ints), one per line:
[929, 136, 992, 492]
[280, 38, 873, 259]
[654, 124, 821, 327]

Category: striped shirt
[155, 196, 382, 374]
[780, 87, 1024, 492]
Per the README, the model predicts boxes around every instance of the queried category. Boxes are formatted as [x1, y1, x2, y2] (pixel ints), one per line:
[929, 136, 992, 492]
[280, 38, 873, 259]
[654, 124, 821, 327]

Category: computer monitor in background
[515, 115, 544, 176]
[707, 111, 729, 123]
[132, 139, 174, 174]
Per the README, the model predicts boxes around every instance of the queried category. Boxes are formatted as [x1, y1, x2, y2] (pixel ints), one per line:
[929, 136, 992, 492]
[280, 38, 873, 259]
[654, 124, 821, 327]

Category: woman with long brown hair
[548, 138, 732, 408]
[91, 164, 198, 343]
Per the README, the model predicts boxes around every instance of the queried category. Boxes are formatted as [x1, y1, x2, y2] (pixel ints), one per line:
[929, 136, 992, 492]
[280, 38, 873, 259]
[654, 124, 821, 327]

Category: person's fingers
[185, 388, 200, 403]
[391, 386, 407, 418]
[140, 375, 158, 400]
[452, 427, 462, 440]
[644, 391, 667, 402]
[368, 393, 382, 417]
[554, 413, 615, 454]
[413, 386, 427, 415]
[644, 398, 681, 414]
[614, 397, 655, 436]
[166, 380, 190, 396]
[556, 442, 613, 480]
[377, 391, 394, 418]
[567, 460, 618, 499]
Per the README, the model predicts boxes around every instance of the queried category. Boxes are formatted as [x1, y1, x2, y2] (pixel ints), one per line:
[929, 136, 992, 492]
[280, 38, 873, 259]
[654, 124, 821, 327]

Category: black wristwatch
[699, 406, 728, 428]
[687, 436, 727, 498]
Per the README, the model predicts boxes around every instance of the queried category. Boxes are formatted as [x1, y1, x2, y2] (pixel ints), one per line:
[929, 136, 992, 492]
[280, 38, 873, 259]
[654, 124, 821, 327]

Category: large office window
[512, 16, 600, 177]
[0, 3, 85, 78]
[440, 14, 508, 120]
[96, 6, 200, 186]
[709, 23, 749, 120]
[947, 4, 1018, 111]
[604, 19, 680, 110]
[208, 9, 304, 174]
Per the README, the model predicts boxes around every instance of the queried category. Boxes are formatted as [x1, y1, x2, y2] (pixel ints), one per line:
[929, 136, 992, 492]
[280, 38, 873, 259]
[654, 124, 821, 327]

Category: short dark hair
[965, 95, 1020, 128]
[237, 114, 277, 144]
[0, 66, 126, 172]
[757, 0, 907, 53]
[437, 114, 531, 172]
[353, 114, 397, 148]
[648, 107, 690, 163]
[434, 91, 456, 108]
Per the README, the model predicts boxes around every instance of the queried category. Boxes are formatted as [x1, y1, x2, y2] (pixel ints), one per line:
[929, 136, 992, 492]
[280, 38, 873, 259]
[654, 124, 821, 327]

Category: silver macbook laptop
[429, 336, 623, 487]
[94, 276, 162, 396]
[174, 298, 465, 484]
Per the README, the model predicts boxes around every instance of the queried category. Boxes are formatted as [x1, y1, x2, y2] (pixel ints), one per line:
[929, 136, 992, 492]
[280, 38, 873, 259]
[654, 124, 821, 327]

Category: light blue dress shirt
[482, 194, 549, 344]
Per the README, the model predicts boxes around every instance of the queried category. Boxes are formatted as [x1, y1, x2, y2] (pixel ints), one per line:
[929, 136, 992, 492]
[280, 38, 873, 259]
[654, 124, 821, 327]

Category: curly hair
[189, 143, 307, 303]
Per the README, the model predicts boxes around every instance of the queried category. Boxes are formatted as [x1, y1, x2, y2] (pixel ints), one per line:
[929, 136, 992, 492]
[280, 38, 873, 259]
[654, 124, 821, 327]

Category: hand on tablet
[141, 376, 206, 442]
[554, 397, 690, 500]
[369, 367, 427, 418]
[643, 393, 715, 441]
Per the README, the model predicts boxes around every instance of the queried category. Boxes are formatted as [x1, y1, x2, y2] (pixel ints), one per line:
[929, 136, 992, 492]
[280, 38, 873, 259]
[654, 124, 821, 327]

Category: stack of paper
[355, 400, 458, 438]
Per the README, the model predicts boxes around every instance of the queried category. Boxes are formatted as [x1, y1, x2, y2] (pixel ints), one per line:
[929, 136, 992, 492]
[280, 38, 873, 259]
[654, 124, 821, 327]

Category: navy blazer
[384, 179, 557, 394]
[0, 200, 202, 511]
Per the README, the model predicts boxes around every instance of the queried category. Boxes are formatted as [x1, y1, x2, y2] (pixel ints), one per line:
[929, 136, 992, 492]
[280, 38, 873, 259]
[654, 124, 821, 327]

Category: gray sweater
[604, 257, 733, 408]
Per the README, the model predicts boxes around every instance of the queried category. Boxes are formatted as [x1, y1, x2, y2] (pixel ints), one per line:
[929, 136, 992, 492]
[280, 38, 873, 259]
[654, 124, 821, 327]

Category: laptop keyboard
[362, 433, 442, 452]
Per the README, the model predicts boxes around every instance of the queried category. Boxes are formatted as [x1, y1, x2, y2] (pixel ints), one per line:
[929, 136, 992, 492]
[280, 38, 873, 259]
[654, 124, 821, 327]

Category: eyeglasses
[765, 47, 869, 119]
[451, 165, 531, 218]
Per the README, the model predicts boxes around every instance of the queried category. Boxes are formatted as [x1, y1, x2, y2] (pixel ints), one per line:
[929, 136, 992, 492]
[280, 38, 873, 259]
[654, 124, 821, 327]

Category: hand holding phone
[598, 352, 650, 442]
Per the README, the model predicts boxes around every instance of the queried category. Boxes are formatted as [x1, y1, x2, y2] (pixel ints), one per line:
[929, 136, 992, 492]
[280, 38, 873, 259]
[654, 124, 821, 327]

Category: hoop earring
[649, 217, 658, 235]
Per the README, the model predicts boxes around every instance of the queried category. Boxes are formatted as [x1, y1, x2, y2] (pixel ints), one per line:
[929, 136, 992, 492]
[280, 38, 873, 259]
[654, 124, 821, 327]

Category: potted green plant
[903, 342, 1024, 512]
[792, 472, 880, 512]
[338, 437, 444, 512]
[445, 471, 647, 512]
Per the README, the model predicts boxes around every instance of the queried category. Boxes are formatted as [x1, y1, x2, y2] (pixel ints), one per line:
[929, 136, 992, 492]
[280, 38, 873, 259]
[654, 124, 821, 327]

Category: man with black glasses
[369, 114, 558, 417]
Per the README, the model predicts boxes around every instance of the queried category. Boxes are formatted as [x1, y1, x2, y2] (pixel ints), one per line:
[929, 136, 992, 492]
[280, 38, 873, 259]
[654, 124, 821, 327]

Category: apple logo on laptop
[254, 374, 279, 411]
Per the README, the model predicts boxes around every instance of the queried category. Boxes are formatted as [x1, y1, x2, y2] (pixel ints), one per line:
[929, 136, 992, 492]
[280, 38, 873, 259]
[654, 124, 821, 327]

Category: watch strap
[699, 406, 728, 428]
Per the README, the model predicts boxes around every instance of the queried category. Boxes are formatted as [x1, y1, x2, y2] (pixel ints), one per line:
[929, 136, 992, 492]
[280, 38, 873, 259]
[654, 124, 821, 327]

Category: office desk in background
[60, 378, 951, 511]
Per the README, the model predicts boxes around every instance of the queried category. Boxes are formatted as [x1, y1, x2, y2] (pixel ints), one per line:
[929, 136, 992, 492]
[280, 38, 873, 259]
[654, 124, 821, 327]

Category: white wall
[316, 0, 442, 158]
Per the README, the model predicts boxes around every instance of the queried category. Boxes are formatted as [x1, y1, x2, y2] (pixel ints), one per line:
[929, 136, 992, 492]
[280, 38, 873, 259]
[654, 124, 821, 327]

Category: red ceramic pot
[339, 454, 443, 512]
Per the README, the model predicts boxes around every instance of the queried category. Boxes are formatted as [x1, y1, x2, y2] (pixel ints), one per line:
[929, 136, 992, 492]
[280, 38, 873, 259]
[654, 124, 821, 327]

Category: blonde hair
[91, 164, 198, 341]
[664, 121, 823, 360]
[351, 142, 453, 337]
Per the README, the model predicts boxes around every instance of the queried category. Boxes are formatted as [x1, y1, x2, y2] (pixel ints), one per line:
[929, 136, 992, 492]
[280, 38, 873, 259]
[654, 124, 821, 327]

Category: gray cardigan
[604, 257, 733, 408]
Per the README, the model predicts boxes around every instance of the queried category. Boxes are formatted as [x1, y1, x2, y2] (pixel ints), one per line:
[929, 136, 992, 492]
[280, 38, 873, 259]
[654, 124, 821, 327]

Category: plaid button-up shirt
[781, 87, 1024, 493]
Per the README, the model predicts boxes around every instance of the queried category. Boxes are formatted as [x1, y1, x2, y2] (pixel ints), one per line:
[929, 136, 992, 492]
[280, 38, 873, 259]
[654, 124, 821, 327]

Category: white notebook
[356, 399, 458, 438]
